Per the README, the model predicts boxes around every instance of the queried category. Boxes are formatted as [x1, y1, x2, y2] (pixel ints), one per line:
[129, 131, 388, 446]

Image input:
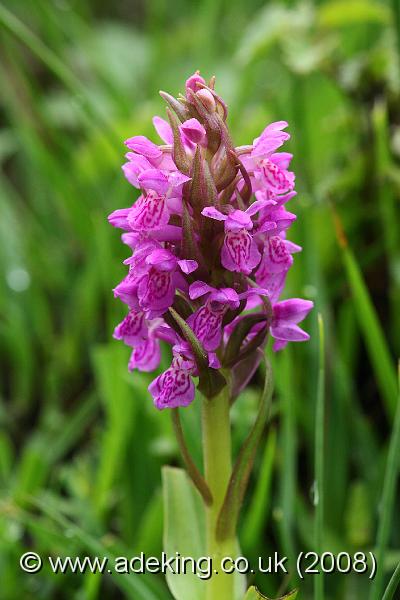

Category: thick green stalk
[202, 386, 235, 600]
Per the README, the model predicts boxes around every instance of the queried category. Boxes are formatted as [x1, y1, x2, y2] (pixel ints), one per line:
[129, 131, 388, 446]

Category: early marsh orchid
[109, 72, 313, 410]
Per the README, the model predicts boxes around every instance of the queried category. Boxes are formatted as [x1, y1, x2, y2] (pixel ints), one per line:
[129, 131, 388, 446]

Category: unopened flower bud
[196, 88, 216, 113]
[185, 71, 206, 97]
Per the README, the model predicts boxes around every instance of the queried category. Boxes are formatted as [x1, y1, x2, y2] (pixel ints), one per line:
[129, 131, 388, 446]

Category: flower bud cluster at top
[108, 72, 313, 410]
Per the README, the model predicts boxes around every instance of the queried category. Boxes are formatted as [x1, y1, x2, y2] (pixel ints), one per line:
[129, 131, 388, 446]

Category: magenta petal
[208, 353, 221, 369]
[238, 287, 269, 301]
[153, 116, 173, 144]
[201, 206, 227, 221]
[121, 232, 141, 249]
[210, 288, 239, 305]
[258, 221, 277, 233]
[178, 259, 198, 274]
[271, 323, 310, 342]
[273, 299, 314, 323]
[147, 225, 183, 243]
[189, 281, 214, 300]
[188, 306, 224, 351]
[166, 196, 183, 216]
[261, 236, 294, 274]
[127, 192, 170, 231]
[108, 208, 131, 230]
[221, 230, 261, 275]
[180, 118, 207, 145]
[225, 210, 253, 231]
[113, 310, 147, 346]
[125, 136, 162, 161]
[284, 240, 302, 253]
[149, 366, 195, 409]
[255, 271, 287, 304]
[254, 121, 290, 154]
[168, 170, 191, 189]
[129, 337, 161, 372]
[138, 269, 175, 315]
[138, 169, 169, 195]
[122, 163, 141, 188]
[264, 121, 289, 132]
[274, 191, 297, 206]
[113, 276, 140, 308]
[122, 154, 153, 187]
[186, 72, 206, 94]
[271, 152, 293, 170]
[246, 199, 269, 217]
[146, 249, 177, 270]
[253, 133, 289, 156]
[272, 339, 288, 352]
[259, 158, 295, 194]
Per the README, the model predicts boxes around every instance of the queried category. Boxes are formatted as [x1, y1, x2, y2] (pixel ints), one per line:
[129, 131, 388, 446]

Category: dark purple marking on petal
[260, 158, 295, 194]
[127, 191, 169, 231]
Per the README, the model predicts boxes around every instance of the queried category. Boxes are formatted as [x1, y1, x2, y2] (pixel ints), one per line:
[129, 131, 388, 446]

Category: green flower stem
[202, 386, 236, 600]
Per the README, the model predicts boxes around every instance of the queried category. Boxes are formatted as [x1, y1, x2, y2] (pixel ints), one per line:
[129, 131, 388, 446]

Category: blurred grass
[0, 0, 399, 598]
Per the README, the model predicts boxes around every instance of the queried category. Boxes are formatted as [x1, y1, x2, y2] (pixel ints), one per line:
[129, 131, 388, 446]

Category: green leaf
[162, 466, 207, 600]
[244, 586, 298, 600]
[162, 466, 246, 600]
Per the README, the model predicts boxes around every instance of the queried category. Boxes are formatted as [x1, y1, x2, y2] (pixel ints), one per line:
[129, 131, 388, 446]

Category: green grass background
[0, 0, 399, 598]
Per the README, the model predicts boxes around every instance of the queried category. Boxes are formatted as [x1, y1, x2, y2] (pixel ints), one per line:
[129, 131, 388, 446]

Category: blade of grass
[314, 314, 325, 600]
[382, 560, 400, 600]
[369, 363, 400, 600]
[333, 210, 397, 419]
